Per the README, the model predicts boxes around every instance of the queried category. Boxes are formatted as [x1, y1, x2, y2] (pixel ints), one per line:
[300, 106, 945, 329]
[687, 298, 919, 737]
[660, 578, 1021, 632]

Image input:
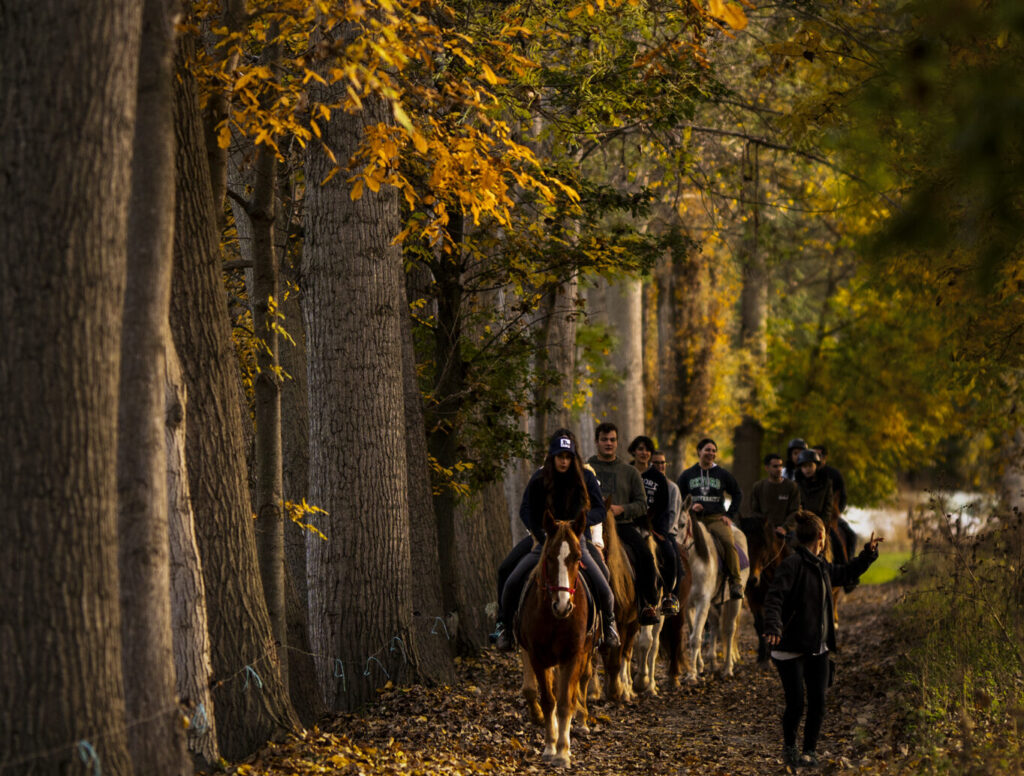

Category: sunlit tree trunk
[0, 0, 140, 771]
[118, 0, 190, 771]
[303, 62, 415, 708]
[171, 34, 298, 758]
[166, 344, 221, 766]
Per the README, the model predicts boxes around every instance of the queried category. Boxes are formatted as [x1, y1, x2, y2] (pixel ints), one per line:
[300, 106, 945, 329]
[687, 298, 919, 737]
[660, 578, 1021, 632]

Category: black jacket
[795, 469, 834, 521]
[677, 463, 742, 519]
[763, 545, 877, 654]
[519, 468, 605, 541]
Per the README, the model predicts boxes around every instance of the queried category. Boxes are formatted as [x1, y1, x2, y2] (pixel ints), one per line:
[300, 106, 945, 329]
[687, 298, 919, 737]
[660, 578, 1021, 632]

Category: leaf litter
[223, 584, 924, 775]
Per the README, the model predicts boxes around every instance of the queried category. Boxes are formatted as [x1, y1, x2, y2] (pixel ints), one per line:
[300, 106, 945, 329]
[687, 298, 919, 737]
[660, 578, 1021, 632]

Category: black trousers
[616, 522, 659, 608]
[772, 652, 830, 752]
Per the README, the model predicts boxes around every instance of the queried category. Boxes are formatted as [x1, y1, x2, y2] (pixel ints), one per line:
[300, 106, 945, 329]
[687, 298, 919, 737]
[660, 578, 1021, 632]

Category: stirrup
[660, 595, 680, 616]
[639, 604, 659, 625]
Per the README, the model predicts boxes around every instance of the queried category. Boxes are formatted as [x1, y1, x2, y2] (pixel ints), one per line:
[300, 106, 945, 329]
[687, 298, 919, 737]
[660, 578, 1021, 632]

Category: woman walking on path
[762, 511, 883, 767]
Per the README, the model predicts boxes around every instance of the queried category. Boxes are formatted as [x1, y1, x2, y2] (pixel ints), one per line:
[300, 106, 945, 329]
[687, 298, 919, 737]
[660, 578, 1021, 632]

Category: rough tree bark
[589, 278, 645, 443]
[303, 70, 416, 709]
[166, 344, 221, 766]
[652, 241, 717, 468]
[117, 0, 191, 771]
[401, 285, 456, 681]
[731, 143, 767, 512]
[0, 0, 140, 771]
[171, 35, 298, 759]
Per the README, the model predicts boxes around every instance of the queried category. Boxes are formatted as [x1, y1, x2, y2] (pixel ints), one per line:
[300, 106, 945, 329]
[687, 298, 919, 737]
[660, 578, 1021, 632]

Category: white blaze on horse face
[554, 540, 573, 617]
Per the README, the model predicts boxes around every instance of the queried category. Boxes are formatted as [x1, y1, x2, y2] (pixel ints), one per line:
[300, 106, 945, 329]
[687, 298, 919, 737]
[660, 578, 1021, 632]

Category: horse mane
[601, 498, 636, 609]
[690, 511, 711, 563]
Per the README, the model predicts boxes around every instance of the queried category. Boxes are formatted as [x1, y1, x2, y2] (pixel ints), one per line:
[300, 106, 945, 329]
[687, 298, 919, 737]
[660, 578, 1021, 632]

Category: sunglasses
[652, 460, 667, 467]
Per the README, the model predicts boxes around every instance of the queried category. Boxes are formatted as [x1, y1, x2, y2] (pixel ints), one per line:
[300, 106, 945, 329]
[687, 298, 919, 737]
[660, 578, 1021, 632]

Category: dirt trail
[318, 583, 908, 775]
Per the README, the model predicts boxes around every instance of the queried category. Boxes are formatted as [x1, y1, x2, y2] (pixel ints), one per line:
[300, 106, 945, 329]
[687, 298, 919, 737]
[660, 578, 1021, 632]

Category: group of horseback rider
[490, 426, 859, 653]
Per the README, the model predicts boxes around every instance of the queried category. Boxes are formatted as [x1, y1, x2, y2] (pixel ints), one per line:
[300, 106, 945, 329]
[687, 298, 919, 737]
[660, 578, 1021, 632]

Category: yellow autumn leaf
[392, 102, 413, 133]
[217, 123, 231, 150]
[480, 62, 500, 85]
[412, 130, 428, 154]
[350, 179, 364, 200]
[721, 2, 747, 29]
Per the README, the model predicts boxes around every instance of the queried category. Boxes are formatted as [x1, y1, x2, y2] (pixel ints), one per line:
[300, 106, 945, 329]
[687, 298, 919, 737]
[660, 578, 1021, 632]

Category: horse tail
[601, 500, 636, 612]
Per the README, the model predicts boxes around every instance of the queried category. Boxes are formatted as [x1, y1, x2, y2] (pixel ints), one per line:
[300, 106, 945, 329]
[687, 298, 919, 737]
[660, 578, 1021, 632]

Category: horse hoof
[551, 754, 571, 768]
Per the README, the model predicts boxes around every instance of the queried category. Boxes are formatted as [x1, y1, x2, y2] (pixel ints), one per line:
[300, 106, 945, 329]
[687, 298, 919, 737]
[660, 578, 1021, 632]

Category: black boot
[602, 617, 621, 649]
[491, 622, 513, 651]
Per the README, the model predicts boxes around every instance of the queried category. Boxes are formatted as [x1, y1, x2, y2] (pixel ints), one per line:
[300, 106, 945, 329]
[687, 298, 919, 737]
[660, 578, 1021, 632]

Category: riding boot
[491, 621, 513, 651]
[602, 616, 621, 649]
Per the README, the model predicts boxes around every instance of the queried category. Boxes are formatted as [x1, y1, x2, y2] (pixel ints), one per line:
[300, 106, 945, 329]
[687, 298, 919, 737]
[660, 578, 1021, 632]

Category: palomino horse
[515, 509, 597, 767]
[740, 517, 792, 663]
[677, 497, 749, 683]
[596, 498, 641, 703]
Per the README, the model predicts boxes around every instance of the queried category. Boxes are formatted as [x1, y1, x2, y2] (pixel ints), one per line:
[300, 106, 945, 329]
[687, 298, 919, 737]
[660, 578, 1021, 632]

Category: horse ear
[682, 494, 692, 512]
[543, 509, 556, 536]
[572, 509, 587, 537]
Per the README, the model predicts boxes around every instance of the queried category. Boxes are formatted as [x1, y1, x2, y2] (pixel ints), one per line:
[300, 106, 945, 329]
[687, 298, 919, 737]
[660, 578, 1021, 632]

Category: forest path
[296, 583, 910, 776]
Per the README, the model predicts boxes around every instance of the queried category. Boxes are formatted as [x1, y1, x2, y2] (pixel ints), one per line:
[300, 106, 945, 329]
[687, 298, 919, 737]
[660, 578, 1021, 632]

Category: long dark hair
[794, 510, 825, 546]
[542, 428, 590, 520]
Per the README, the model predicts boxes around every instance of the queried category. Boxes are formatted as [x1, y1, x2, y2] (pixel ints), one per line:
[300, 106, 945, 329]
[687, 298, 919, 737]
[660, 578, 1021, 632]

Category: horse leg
[619, 641, 637, 702]
[537, 665, 558, 761]
[645, 617, 664, 696]
[602, 646, 623, 702]
[550, 664, 574, 767]
[687, 599, 710, 683]
[575, 651, 593, 735]
[719, 600, 741, 677]
[634, 624, 653, 693]
[520, 650, 544, 726]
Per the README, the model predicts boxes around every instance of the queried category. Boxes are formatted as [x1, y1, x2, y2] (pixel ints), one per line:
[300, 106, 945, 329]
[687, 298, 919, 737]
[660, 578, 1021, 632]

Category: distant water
[845, 490, 994, 547]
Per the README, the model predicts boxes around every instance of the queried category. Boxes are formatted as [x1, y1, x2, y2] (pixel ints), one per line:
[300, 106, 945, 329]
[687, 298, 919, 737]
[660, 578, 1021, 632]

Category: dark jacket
[677, 463, 742, 519]
[641, 466, 673, 535]
[763, 545, 877, 654]
[519, 467, 605, 541]
[820, 464, 847, 513]
[795, 469, 833, 521]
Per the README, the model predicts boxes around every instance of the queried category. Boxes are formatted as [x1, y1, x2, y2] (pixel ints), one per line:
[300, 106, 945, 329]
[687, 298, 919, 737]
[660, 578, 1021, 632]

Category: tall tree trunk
[171, 34, 298, 759]
[454, 484, 512, 651]
[534, 279, 580, 438]
[590, 277, 645, 442]
[732, 142, 767, 513]
[401, 286, 456, 681]
[166, 344, 221, 766]
[653, 236, 716, 467]
[250, 140, 288, 692]
[303, 70, 415, 709]
[118, 0, 190, 771]
[0, 0, 140, 771]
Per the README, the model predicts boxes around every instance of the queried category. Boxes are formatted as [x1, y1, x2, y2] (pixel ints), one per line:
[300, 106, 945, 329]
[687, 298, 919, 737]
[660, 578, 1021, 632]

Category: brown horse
[597, 497, 640, 702]
[741, 517, 792, 663]
[515, 509, 596, 767]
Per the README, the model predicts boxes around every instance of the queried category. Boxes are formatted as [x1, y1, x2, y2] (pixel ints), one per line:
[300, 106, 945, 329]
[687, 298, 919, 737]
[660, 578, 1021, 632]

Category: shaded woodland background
[2, 0, 1023, 773]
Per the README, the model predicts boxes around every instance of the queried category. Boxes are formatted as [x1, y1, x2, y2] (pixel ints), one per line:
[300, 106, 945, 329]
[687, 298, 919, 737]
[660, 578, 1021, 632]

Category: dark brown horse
[741, 517, 792, 663]
[515, 509, 596, 767]
[596, 497, 641, 702]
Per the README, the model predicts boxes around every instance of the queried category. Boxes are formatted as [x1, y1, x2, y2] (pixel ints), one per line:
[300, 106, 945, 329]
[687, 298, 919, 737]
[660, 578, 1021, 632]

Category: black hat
[788, 438, 808, 451]
[796, 449, 820, 466]
[549, 435, 576, 457]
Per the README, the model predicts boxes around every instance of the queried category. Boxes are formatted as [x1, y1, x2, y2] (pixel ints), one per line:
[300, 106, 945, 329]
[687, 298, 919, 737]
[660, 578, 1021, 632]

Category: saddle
[709, 531, 749, 571]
